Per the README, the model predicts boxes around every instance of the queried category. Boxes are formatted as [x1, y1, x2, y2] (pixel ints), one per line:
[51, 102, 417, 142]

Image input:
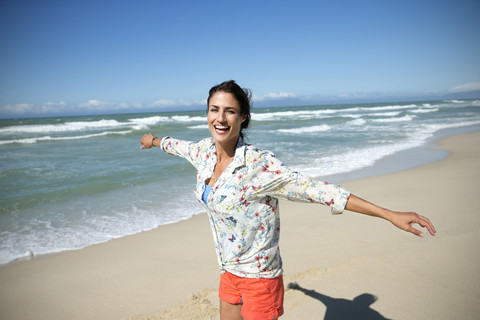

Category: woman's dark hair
[207, 80, 252, 139]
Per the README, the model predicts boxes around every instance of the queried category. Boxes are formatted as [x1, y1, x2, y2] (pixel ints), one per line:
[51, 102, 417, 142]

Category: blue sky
[1, 0, 479, 118]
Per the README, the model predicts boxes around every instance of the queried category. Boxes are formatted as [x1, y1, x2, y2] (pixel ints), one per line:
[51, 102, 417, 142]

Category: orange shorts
[219, 271, 284, 320]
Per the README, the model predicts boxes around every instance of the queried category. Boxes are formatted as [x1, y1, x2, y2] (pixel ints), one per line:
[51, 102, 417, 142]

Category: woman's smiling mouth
[214, 125, 230, 134]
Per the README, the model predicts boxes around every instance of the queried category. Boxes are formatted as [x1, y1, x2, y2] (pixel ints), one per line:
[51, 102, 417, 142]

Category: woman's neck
[215, 139, 237, 161]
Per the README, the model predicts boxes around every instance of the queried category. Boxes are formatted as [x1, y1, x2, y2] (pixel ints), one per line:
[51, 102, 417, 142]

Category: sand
[1, 131, 479, 320]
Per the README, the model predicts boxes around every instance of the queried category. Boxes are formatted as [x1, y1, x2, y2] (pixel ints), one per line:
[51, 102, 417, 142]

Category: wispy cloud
[39, 101, 68, 113]
[2, 83, 478, 118]
[0, 97, 206, 118]
[150, 98, 205, 108]
[252, 92, 298, 102]
[0, 101, 69, 116]
[448, 82, 480, 93]
[1, 103, 35, 115]
[76, 100, 143, 112]
[77, 100, 111, 109]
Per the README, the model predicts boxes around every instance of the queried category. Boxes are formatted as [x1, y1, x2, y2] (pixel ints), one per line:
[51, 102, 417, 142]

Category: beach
[2, 99, 479, 265]
[1, 130, 479, 320]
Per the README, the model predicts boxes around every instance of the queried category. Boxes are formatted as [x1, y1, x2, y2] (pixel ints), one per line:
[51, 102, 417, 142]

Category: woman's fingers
[140, 133, 154, 149]
[416, 215, 437, 236]
[393, 212, 436, 237]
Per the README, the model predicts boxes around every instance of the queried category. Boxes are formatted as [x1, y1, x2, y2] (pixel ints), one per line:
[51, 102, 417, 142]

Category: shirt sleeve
[252, 151, 351, 214]
[159, 136, 204, 168]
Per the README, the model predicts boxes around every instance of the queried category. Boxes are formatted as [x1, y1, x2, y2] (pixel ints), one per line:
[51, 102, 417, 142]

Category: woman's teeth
[215, 125, 230, 133]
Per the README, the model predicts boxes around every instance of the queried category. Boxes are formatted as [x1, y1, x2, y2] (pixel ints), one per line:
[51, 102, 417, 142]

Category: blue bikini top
[202, 184, 213, 204]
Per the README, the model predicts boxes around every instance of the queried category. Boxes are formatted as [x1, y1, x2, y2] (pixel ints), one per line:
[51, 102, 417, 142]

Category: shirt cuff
[159, 136, 172, 152]
[330, 191, 351, 215]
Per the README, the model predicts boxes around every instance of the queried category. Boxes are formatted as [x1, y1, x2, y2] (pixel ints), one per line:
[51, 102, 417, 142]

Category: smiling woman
[207, 92, 246, 150]
[139, 80, 436, 320]
[207, 80, 252, 141]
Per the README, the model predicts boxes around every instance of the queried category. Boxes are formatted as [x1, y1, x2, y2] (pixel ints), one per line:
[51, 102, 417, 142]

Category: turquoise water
[1, 99, 479, 264]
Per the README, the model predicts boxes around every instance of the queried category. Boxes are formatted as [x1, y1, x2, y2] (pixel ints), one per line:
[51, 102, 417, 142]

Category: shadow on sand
[287, 282, 392, 320]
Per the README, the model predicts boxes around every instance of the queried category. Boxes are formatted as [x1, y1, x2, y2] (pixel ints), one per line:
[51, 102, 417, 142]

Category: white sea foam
[0, 119, 123, 134]
[293, 140, 423, 178]
[188, 124, 209, 129]
[292, 119, 480, 178]
[410, 108, 439, 113]
[371, 115, 415, 123]
[0, 185, 203, 265]
[421, 103, 440, 108]
[444, 100, 465, 104]
[0, 115, 205, 137]
[293, 144, 411, 178]
[128, 116, 170, 125]
[171, 115, 206, 122]
[252, 109, 337, 121]
[338, 114, 362, 119]
[277, 125, 331, 134]
[366, 111, 402, 117]
[251, 104, 420, 122]
[335, 104, 418, 114]
[359, 104, 418, 111]
[443, 100, 480, 107]
[421, 120, 480, 132]
[0, 130, 132, 145]
[0, 114, 206, 145]
[347, 118, 367, 126]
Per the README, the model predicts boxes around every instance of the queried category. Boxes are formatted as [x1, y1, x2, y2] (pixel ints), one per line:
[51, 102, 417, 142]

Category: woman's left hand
[345, 194, 436, 237]
[388, 211, 436, 237]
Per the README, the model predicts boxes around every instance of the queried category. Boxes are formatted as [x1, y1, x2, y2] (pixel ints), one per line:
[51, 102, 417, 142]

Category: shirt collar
[231, 137, 247, 170]
[210, 137, 247, 171]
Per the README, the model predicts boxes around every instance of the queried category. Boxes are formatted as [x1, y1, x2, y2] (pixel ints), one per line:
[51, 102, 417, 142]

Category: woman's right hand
[140, 133, 157, 149]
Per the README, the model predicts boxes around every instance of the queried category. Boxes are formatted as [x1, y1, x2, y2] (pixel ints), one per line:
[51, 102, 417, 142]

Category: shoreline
[323, 123, 480, 183]
[1, 130, 479, 319]
[2, 123, 480, 267]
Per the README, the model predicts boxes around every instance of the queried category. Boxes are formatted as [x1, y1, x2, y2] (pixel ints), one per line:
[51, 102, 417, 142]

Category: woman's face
[208, 91, 246, 146]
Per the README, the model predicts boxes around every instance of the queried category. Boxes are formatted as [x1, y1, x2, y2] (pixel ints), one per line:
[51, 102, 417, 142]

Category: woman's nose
[217, 111, 226, 122]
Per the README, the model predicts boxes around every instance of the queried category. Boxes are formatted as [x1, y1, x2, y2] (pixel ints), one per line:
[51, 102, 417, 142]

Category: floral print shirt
[160, 137, 351, 278]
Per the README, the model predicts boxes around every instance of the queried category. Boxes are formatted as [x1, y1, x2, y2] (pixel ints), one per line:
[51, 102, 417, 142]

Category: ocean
[1, 99, 479, 264]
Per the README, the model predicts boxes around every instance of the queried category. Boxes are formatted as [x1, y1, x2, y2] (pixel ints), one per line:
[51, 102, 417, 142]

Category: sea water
[1, 99, 479, 264]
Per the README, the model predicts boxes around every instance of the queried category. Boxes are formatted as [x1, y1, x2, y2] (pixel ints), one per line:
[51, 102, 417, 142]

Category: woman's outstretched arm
[345, 194, 437, 237]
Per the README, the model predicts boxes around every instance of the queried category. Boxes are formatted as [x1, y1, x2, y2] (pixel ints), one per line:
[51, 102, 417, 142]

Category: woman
[140, 80, 436, 320]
